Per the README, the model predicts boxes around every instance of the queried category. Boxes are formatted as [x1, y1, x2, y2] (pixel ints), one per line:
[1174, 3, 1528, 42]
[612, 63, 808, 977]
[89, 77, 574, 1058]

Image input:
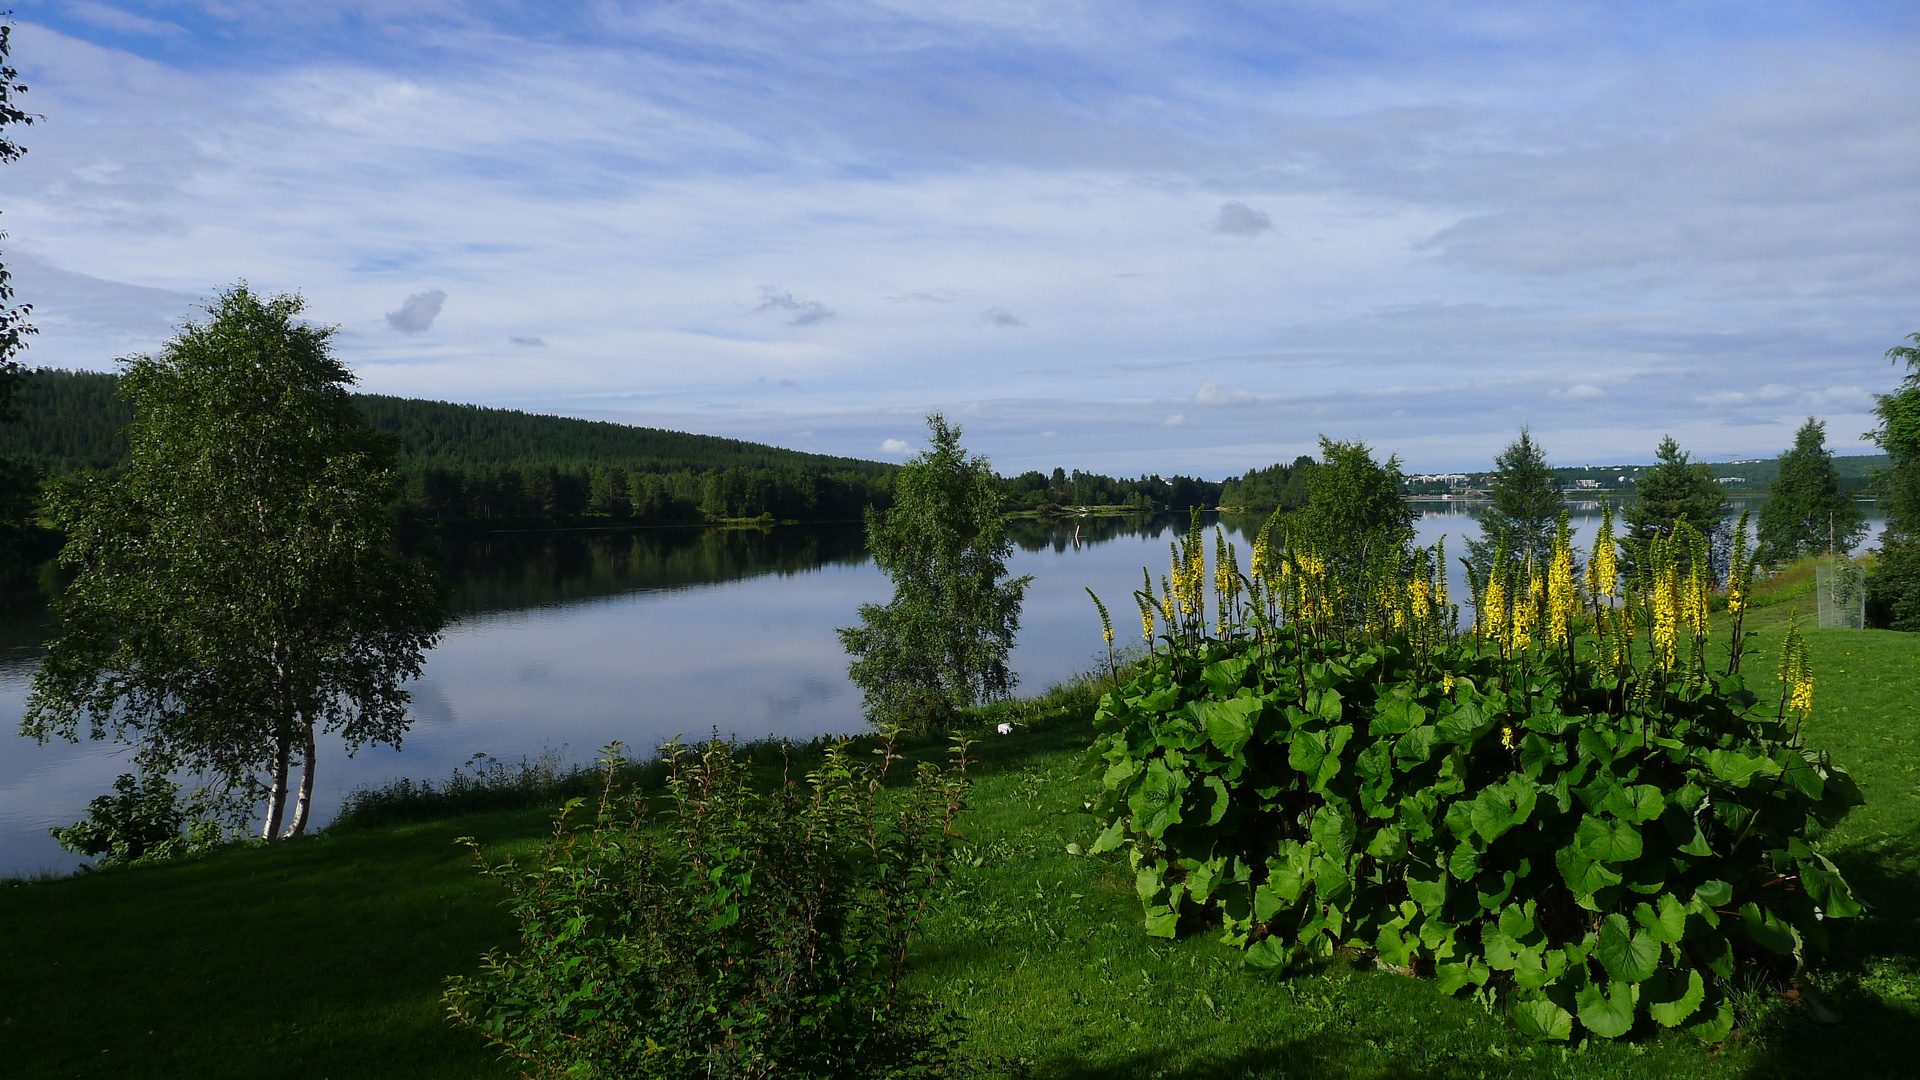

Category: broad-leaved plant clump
[49, 771, 224, 869]
[446, 735, 973, 1080]
[1088, 509, 1861, 1043]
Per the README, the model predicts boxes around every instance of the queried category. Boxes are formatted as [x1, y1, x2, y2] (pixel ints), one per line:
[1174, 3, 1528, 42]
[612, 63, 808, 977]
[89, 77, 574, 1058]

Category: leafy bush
[1866, 538, 1920, 630]
[50, 772, 224, 869]
[333, 749, 608, 829]
[1087, 510, 1862, 1042]
[445, 735, 974, 1079]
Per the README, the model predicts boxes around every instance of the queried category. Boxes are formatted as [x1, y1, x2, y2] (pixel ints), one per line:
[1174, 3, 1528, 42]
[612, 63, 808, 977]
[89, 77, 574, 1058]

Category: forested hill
[354, 394, 890, 478]
[0, 369, 897, 527]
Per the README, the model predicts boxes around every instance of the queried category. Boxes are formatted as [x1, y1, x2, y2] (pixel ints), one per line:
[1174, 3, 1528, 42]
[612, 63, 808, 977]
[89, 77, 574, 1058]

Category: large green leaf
[1470, 777, 1538, 843]
[1311, 803, 1357, 860]
[1740, 902, 1799, 956]
[1435, 699, 1493, 745]
[1370, 693, 1427, 736]
[1201, 656, 1250, 698]
[1127, 760, 1187, 839]
[1287, 724, 1352, 791]
[1202, 775, 1231, 826]
[1575, 979, 1637, 1039]
[1646, 968, 1705, 1028]
[1703, 749, 1781, 787]
[1634, 894, 1688, 943]
[1393, 724, 1440, 766]
[1197, 696, 1261, 757]
[1512, 997, 1574, 1042]
[1555, 844, 1623, 900]
[1686, 1001, 1735, 1043]
[1595, 913, 1660, 983]
[1575, 814, 1643, 862]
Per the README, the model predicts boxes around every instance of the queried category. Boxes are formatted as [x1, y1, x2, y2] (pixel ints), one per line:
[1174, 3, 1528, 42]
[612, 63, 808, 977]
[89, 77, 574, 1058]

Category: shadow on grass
[1024, 1030, 1498, 1080]
[1738, 833, 1920, 1080]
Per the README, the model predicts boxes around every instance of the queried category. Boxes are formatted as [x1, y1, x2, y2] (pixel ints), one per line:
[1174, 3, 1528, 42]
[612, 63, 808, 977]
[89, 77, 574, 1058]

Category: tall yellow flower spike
[1481, 554, 1508, 644]
[1509, 558, 1538, 654]
[1547, 512, 1576, 649]
[1590, 502, 1618, 607]
[1779, 615, 1814, 719]
[1650, 533, 1679, 673]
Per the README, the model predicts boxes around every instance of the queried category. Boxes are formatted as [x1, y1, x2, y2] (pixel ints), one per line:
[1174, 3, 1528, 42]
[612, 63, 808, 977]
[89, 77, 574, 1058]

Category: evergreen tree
[838, 413, 1032, 731]
[23, 286, 448, 839]
[1756, 417, 1865, 563]
[1623, 436, 1729, 580]
[1465, 429, 1560, 581]
[1867, 332, 1920, 630]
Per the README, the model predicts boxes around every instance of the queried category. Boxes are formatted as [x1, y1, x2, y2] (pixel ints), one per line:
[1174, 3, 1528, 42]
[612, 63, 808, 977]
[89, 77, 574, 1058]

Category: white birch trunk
[284, 720, 317, 838]
[262, 729, 291, 840]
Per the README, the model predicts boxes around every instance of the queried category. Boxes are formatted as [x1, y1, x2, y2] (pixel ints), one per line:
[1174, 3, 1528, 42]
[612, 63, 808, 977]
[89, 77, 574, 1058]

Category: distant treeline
[0, 370, 1236, 529]
[1001, 468, 1224, 513]
[1218, 457, 1318, 512]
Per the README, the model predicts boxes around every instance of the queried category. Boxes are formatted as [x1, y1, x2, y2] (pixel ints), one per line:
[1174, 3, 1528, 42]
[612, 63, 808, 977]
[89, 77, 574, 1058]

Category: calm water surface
[0, 501, 1882, 876]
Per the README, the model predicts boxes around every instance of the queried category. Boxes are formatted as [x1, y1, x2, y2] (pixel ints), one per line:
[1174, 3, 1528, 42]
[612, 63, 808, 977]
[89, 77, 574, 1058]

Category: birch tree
[23, 285, 447, 838]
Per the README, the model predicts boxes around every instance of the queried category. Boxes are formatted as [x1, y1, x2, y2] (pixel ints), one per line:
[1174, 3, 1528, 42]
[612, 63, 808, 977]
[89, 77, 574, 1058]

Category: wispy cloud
[983, 306, 1025, 328]
[5, 6, 1914, 472]
[753, 287, 834, 326]
[1194, 380, 1255, 406]
[510, 335, 545, 347]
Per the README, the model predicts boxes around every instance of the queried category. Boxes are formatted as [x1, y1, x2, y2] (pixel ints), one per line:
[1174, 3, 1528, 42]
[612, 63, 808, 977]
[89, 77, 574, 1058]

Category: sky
[1, 1, 1917, 476]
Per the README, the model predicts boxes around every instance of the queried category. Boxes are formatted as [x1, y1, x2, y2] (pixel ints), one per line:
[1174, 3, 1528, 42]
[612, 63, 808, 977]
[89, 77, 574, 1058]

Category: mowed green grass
[4, 612, 1917, 1078]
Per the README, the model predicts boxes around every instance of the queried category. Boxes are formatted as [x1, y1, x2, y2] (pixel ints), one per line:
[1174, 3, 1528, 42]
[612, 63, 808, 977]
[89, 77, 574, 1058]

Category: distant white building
[1715, 477, 1747, 484]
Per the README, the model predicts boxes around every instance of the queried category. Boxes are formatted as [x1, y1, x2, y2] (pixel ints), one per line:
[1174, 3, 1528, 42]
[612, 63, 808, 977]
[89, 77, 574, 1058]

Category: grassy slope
[4, 612, 1917, 1078]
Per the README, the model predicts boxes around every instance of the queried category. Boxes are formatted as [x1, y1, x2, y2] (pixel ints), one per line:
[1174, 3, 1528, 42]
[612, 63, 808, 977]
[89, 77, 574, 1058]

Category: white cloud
[1194, 380, 1256, 407]
[385, 290, 446, 333]
[880, 438, 910, 453]
[1549, 384, 1605, 401]
[4, 11, 1914, 473]
[1209, 201, 1273, 237]
[1163, 413, 1187, 427]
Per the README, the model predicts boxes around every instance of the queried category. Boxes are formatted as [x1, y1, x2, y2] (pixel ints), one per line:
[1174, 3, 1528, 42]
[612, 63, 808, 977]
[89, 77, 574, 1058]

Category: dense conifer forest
[0, 369, 1232, 528]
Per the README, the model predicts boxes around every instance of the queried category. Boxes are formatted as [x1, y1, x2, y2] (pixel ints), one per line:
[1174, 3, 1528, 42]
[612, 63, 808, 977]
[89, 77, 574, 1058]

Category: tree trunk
[284, 719, 318, 838]
[262, 726, 292, 840]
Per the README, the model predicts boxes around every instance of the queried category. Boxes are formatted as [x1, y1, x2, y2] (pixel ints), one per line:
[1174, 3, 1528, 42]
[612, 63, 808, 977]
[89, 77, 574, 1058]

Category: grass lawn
[4, 592, 1917, 1078]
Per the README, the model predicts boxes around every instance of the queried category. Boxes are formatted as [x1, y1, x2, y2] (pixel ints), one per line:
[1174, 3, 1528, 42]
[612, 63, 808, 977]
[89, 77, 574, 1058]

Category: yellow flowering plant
[1089, 507, 1860, 1046]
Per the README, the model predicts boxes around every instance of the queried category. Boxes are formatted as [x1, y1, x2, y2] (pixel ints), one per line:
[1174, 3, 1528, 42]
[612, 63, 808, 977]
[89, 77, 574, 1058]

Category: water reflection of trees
[440, 524, 869, 616]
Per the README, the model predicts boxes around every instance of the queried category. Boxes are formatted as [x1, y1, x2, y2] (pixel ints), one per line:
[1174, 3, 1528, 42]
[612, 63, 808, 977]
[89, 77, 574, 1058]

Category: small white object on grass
[997, 722, 1014, 735]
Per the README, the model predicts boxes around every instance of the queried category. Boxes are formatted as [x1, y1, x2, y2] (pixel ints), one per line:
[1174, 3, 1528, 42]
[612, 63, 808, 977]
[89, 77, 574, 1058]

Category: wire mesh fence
[1817, 561, 1866, 630]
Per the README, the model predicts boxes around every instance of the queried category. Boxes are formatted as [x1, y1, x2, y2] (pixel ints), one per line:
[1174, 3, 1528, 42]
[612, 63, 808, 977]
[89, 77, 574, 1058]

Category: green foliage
[840, 414, 1032, 732]
[1466, 429, 1561, 582]
[1298, 437, 1414, 542]
[1001, 465, 1218, 513]
[1624, 437, 1730, 571]
[21, 285, 448, 839]
[1219, 456, 1317, 512]
[1865, 332, 1920, 631]
[1759, 418, 1866, 563]
[49, 772, 224, 869]
[444, 737, 973, 1080]
[1091, 523, 1862, 1044]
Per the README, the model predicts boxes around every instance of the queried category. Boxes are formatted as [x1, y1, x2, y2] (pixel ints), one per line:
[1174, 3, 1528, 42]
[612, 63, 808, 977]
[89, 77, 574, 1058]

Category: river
[0, 500, 1883, 876]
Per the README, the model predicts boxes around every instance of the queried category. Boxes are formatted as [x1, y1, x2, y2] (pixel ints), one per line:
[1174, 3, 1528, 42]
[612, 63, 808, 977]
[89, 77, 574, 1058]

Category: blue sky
[3, 2, 1917, 474]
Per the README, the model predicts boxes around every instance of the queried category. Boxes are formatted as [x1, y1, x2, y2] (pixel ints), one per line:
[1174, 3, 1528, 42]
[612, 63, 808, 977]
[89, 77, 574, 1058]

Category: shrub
[333, 749, 606, 829]
[50, 772, 224, 869]
[444, 735, 974, 1079]
[1087, 511, 1862, 1043]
